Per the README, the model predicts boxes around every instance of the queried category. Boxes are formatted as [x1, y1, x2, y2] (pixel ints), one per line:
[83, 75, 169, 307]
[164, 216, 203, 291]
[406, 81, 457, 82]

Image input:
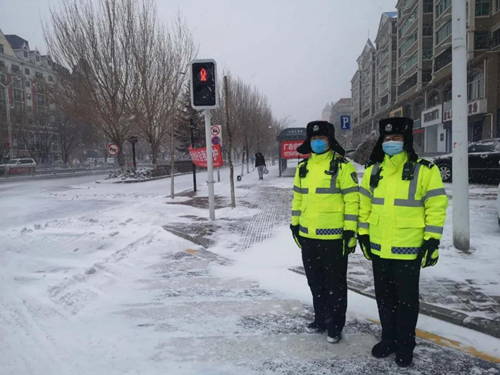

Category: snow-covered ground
[0, 164, 499, 374]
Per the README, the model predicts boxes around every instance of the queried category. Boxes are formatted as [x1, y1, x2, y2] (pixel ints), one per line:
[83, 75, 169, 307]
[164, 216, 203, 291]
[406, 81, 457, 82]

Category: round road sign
[107, 143, 120, 157]
[211, 136, 221, 146]
[210, 125, 221, 136]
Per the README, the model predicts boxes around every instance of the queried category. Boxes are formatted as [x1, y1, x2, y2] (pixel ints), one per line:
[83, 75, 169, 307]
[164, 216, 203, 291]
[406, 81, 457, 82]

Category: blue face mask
[311, 139, 329, 154]
[382, 141, 404, 156]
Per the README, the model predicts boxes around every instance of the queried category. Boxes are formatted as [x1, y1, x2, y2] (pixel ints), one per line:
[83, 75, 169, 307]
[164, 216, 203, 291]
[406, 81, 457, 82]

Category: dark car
[433, 138, 500, 183]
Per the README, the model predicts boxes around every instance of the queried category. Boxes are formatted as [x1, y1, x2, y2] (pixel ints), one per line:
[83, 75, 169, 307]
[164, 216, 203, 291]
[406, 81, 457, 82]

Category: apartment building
[351, 39, 376, 145]
[329, 98, 353, 149]
[374, 12, 399, 122]
[0, 29, 60, 162]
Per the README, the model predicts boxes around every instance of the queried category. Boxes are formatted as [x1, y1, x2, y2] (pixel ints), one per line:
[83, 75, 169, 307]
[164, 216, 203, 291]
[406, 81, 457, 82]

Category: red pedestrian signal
[190, 60, 218, 109]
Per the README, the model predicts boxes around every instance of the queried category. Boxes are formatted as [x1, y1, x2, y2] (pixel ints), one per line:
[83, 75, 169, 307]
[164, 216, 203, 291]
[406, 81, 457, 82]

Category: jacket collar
[310, 150, 334, 164]
[383, 151, 408, 171]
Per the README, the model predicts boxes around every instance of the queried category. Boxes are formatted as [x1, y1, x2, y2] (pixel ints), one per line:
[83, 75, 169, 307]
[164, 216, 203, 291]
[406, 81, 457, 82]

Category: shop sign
[421, 105, 442, 128]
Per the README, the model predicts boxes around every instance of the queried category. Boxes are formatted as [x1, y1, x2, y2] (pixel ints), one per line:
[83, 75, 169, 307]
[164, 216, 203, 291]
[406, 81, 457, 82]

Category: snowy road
[0, 169, 499, 374]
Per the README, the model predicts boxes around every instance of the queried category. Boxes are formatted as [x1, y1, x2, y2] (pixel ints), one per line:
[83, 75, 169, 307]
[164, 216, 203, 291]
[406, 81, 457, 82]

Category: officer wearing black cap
[290, 121, 360, 344]
[358, 117, 448, 367]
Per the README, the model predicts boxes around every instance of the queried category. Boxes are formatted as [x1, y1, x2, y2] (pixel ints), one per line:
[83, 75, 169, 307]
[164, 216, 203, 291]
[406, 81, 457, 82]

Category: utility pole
[452, 0, 470, 251]
[190, 118, 197, 192]
[205, 109, 215, 220]
[1, 81, 15, 159]
[224, 76, 236, 208]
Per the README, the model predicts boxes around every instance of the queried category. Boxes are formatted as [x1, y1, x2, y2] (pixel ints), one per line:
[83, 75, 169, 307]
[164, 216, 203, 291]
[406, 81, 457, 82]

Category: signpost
[190, 59, 219, 221]
[211, 125, 222, 182]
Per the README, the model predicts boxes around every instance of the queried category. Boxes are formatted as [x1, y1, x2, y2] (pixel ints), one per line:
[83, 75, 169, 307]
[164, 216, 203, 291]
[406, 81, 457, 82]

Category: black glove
[290, 224, 302, 249]
[420, 238, 440, 268]
[342, 230, 356, 256]
[358, 234, 372, 260]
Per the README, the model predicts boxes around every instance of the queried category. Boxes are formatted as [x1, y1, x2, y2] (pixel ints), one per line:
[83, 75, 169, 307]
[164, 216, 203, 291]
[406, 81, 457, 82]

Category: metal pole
[452, 0, 470, 251]
[190, 118, 197, 192]
[205, 109, 215, 221]
[217, 167, 220, 182]
[132, 142, 137, 171]
[2, 84, 14, 159]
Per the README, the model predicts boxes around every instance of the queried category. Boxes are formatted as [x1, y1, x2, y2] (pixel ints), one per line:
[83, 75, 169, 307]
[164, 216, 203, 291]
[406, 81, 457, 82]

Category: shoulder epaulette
[418, 159, 435, 169]
[365, 160, 377, 168]
[337, 157, 349, 164]
[298, 158, 308, 165]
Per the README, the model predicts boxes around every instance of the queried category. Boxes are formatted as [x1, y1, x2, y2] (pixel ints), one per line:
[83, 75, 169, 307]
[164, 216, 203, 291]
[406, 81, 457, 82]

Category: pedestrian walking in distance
[290, 121, 360, 344]
[255, 153, 266, 180]
[358, 117, 448, 368]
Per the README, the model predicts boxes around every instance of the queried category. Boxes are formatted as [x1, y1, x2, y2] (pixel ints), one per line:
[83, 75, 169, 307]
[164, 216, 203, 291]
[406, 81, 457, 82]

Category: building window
[399, 31, 418, 57]
[48, 76, 54, 82]
[474, 31, 490, 50]
[37, 94, 45, 106]
[35, 72, 44, 79]
[496, 0, 500, 12]
[436, 20, 452, 45]
[493, 29, 500, 48]
[423, 24, 433, 37]
[399, 7, 418, 37]
[422, 48, 433, 59]
[444, 85, 452, 102]
[25, 80, 31, 88]
[13, 79, 21, 89]
[476, 0, 491, 16]
[399, 52, 418, 76]
[11, 64, 20, 74]
[27, 93, 32, 100]
[36, 55, 40, 62]
[423, 0, 433, 13]
[0, 44, 3, 53]
[24, 51, 28, 58]
[25, 68, 30, 75]
[0, 60, 4, 69]
[13, 89, 24, 102]
[434, 47, 452, 72]
[398, 73, 418, 96]
[0, 74, 6, 84]
[436, 0, 452, 18]
[467, 71, 484, 101]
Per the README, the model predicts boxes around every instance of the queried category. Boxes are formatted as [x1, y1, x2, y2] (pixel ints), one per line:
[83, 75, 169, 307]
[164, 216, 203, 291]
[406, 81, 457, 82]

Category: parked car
[0, 158, 37, 175]
[433, 138, 500, 183]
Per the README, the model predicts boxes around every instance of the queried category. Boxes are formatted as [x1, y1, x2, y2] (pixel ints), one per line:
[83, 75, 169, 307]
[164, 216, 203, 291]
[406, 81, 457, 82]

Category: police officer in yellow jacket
[358, 117, 448, 367]
[290, 121, 359, 344]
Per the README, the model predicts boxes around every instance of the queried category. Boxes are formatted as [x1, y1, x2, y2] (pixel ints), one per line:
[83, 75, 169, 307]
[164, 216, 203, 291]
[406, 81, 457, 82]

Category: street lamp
[0, 77, 21, 159]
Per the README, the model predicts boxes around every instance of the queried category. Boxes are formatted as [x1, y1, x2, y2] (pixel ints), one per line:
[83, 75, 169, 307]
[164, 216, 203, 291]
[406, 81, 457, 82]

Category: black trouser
[301, 237, 348, 336]
[372, 254, 421, 352]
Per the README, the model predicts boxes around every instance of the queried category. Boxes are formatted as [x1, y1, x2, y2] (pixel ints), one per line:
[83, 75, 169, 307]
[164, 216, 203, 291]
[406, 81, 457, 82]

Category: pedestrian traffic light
[190, 59, 218, 109]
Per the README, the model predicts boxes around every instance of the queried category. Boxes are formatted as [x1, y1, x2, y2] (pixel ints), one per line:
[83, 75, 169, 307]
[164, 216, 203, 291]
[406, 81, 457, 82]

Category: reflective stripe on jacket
[358, 152, 448, 260]
[291, 150, 360, 240]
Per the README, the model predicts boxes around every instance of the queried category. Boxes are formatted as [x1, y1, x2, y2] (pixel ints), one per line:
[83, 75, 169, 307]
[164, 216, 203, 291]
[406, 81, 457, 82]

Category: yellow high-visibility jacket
[358, 152, 448, 260]
[291, 150, 360, 240]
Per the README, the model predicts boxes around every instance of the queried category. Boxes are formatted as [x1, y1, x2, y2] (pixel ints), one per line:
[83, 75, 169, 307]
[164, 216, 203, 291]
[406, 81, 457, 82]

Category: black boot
[372, 341, 397, 358]
[395, 349, 413, 367]
[305, 321, 326, 333]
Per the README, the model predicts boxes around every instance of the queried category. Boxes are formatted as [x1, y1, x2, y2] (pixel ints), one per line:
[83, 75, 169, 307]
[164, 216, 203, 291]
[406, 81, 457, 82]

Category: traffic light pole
[452, 0, 470, 251]
[205, 109, 216, 221]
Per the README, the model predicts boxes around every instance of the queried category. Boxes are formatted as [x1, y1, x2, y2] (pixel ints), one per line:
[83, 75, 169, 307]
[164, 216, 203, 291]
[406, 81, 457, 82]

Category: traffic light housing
[190, 59, 218, 109]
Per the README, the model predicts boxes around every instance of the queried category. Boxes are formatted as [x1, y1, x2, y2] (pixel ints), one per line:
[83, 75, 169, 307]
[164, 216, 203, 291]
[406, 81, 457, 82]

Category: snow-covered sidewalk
[0, 166, 499, 374]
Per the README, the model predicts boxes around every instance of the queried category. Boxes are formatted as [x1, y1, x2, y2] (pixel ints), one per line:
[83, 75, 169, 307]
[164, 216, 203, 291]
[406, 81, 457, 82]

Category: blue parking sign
[340, 116, 351, 130]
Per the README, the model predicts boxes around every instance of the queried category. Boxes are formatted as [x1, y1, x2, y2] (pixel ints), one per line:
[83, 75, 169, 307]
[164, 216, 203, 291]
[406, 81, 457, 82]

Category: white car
[1, 158, 37, 175]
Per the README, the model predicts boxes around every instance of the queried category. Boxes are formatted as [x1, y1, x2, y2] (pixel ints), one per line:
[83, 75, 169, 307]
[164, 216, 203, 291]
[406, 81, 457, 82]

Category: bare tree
[45, 0, 137, 169]
[129, 4, 196, 168]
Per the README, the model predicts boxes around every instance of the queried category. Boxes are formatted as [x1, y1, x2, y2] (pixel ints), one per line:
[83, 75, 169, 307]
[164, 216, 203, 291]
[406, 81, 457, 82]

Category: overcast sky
[0, 0, 396, 127]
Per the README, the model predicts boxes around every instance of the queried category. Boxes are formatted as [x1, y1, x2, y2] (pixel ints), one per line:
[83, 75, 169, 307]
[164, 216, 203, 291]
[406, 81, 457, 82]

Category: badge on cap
[385, 123, 393, 132]
[313, 125, 320, 132]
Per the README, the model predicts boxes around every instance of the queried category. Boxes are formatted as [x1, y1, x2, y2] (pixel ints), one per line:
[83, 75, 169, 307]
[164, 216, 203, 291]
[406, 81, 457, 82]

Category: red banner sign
[281, 140, 310, 160]
[189, 144, 223, 168]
